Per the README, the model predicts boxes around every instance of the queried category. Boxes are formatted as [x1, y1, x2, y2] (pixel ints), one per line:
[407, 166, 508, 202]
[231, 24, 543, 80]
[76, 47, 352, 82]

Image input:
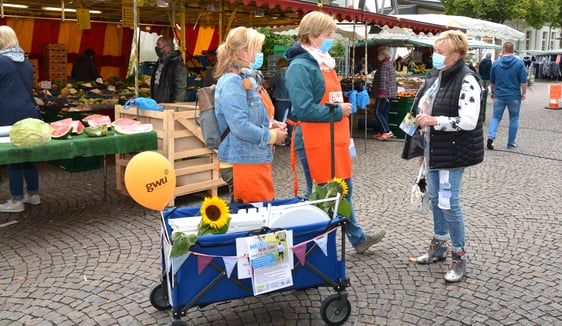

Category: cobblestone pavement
[1, 81, 561, 326]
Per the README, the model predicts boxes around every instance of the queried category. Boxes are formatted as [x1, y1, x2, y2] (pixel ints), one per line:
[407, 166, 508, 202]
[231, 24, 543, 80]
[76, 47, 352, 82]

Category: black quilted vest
[420, 59, 485, 169]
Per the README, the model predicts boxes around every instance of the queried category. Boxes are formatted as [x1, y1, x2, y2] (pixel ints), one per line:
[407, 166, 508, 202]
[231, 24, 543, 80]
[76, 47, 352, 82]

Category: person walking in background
[487, 42, 527, 150]
[284, 11, 385, 254]
[402, 30, 484, 282]
[478, 52, 492, 91]
[0, 25, 42, 213]
[150, 36, 187, 103]
[71, 48, 103, 83]
[268, 57, 292, 145]
[214, 27, 287, 203]
[372, 46, 397, 140]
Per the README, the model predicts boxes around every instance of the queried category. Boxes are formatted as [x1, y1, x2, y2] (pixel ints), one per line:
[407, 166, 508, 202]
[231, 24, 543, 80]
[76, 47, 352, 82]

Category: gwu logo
[146, 176, 168, 192]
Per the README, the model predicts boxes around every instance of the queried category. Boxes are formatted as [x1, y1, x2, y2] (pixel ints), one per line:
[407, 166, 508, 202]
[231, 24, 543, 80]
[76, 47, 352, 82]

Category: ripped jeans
[426, 168, 466, 252]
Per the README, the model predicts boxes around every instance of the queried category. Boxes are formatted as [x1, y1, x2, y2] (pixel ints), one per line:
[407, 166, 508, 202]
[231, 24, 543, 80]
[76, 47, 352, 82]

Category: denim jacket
[215, 69, 273, 164]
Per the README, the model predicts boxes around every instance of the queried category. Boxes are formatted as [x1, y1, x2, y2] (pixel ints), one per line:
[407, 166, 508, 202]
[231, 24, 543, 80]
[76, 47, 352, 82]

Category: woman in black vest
[402, 30, 484, 283]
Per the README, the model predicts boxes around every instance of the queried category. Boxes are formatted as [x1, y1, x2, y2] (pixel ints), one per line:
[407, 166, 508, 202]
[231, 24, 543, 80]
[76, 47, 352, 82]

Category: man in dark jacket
[71, 49, 102, 82]
[150, 36, 187, 103]
[478, 52, 492, 90]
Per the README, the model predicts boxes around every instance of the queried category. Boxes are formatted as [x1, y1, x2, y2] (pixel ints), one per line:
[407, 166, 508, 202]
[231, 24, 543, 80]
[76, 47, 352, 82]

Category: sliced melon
[114, 123, 153, 135]
[112, 118, 140, 128]
[71, 120, 85, 134]
[50, 118, 73, 139]
[82, 114, 112, 127]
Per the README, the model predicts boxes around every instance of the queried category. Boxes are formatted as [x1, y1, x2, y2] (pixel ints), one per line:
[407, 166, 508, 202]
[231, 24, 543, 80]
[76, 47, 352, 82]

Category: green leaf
[170, 232, 198, 257]
[337, 199, 352, 218]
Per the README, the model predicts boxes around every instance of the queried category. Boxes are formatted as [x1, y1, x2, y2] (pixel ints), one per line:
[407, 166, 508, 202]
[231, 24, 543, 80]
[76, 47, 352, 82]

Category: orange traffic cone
[548, 84, 561, 109]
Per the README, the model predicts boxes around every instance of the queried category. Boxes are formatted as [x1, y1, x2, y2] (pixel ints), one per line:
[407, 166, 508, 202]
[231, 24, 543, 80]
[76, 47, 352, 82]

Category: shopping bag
[410, 165, 430, 211]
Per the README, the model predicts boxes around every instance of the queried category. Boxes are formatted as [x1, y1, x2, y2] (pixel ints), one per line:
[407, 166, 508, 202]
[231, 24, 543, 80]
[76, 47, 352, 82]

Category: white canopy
[395, 14, 525, 41]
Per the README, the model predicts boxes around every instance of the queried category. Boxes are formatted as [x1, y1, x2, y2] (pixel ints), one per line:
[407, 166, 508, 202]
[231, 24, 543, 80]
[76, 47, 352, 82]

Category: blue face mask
[432, 53, 446, 70]
[319, 38, 334, 53]
[251, 52, 264, 70]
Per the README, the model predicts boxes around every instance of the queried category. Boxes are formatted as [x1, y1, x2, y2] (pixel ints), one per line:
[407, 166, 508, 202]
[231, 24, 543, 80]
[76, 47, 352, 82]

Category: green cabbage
[9, 118, 52, 147]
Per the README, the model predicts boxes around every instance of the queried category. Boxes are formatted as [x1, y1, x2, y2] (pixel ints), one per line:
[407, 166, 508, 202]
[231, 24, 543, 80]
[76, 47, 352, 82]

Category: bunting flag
[314, 236, 328, 257]
[197, 255, 214, 275]
[293, 243, 307, 267]
[222, 257, 238, 278]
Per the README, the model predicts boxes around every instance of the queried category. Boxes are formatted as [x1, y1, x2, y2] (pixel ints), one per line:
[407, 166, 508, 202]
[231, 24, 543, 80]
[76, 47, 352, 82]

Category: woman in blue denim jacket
[214, 27, 287, 203]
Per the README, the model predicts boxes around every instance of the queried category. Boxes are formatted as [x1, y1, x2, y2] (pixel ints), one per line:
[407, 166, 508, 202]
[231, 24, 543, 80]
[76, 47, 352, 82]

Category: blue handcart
[149, 198, 352, 325]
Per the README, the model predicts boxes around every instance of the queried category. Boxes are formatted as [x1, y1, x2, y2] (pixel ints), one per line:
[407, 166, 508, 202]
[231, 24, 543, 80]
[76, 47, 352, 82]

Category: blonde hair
[297, 11, 337, 46]
[0, 25, 19, 50]
[214, 27, 265, 80]
[434, 30, 468, 57]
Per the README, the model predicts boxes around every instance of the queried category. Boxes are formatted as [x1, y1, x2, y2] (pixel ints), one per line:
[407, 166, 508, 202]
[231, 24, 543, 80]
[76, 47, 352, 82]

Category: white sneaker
[23, 193, 41, 205]
[0, 199, 25, 213]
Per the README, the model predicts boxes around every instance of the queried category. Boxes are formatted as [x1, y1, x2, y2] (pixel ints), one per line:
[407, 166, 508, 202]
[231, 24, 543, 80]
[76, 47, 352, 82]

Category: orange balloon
[124, 151, 176, 211]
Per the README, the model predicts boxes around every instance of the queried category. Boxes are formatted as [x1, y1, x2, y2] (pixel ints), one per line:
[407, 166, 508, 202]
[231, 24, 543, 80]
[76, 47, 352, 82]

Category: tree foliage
[441, 0, 560, 29]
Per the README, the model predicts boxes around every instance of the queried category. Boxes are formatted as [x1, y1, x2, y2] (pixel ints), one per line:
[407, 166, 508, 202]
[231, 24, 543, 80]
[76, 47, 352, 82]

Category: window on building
[525, 31, 531, 50]
[550, 32, 557, 50]
[542, 31, 548, 50]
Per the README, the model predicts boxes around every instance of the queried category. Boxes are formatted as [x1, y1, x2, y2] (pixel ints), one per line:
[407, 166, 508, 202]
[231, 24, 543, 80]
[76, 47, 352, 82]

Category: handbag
[410, 165, 430, 211]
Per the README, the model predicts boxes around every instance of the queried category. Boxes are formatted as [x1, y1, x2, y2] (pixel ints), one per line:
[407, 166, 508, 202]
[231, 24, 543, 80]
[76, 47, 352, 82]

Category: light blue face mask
[319, 38, 334, 53]
[432, 53, 446, 70]
[251, 52, 264, 70]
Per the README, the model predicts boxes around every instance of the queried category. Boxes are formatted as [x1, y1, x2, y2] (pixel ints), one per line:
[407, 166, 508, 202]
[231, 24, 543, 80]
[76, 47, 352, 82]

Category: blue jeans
[7, 163, 39, 200]
[297, 149, 366, 247]
[488, 98, 521, 147]
[375, 98, 391, 133]
[426, 168, 466, 252]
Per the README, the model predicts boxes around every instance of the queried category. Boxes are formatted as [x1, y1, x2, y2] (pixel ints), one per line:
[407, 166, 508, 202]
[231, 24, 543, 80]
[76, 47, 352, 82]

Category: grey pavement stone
[0, 81, 561, 325]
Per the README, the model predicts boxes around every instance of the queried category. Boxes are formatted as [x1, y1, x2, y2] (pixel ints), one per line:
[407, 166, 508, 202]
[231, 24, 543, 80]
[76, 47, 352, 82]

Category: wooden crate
[114, 103, 226, 207]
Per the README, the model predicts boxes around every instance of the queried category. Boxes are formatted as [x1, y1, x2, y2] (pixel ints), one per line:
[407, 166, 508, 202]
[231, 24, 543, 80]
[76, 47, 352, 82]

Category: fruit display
[396, 91, 417, 98]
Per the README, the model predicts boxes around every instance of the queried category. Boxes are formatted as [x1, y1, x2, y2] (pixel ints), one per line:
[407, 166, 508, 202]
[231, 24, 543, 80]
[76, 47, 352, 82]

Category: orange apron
[233, 163, 274, 203]
[298, 70, 352, 188]
[230, 70, 276, 203]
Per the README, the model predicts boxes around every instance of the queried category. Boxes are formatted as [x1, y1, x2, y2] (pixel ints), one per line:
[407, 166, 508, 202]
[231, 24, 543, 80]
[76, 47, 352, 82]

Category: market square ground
[1, 81, 561, 325]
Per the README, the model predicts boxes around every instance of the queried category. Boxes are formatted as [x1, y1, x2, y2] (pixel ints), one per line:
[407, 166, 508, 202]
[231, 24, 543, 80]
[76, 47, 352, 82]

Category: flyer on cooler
[244, 230, 293, 295]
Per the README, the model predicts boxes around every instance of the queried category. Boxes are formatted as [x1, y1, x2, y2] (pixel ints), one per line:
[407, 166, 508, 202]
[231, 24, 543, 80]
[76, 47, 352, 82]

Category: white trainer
[0, 199, 25, 213]
[23, 194, 41, 205]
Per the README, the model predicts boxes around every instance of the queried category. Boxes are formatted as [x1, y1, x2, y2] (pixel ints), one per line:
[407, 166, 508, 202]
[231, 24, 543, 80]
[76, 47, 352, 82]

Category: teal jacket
[284, 43, 345, 151]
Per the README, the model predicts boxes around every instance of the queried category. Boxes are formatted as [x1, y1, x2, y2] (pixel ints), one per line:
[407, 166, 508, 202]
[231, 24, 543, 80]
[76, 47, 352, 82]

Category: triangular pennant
[293, 243, 307, 267]
[171, 252, 190, 277]
[314, 236, 328, 256]
[197, 255, 213, 275]
[222, 257, 238, 278]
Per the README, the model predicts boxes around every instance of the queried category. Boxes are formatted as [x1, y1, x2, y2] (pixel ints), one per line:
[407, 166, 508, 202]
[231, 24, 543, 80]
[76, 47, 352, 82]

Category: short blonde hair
[297, 11, 337, 46]
[434, 30, 468, 57]
[214, 27, 265, 79]
[0, 25, 19, 50]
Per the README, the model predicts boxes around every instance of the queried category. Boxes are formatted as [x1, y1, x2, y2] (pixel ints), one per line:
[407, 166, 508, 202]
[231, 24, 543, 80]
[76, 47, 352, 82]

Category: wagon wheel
[150, 283, 171, 311]
[320, 294, 352, 326]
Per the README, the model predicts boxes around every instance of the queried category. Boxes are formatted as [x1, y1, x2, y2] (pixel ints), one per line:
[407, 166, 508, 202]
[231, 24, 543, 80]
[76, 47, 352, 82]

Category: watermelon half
[112, 118, 140, 128]
[71, 120, 85, 134]
[50, 118, 73, 139]
[114, 123, 153, 135]
[82, 114, 112, 127]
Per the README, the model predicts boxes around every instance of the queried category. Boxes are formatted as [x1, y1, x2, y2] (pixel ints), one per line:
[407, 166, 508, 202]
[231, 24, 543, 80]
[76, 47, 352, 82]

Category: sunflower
[199, 196, 231, 235]
[326, 177, 349, 197]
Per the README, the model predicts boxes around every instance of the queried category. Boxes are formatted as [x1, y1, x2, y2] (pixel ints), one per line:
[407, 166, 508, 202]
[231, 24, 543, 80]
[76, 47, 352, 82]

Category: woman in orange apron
[214, 27, 288, 203]
[284, 11, 385, 253]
